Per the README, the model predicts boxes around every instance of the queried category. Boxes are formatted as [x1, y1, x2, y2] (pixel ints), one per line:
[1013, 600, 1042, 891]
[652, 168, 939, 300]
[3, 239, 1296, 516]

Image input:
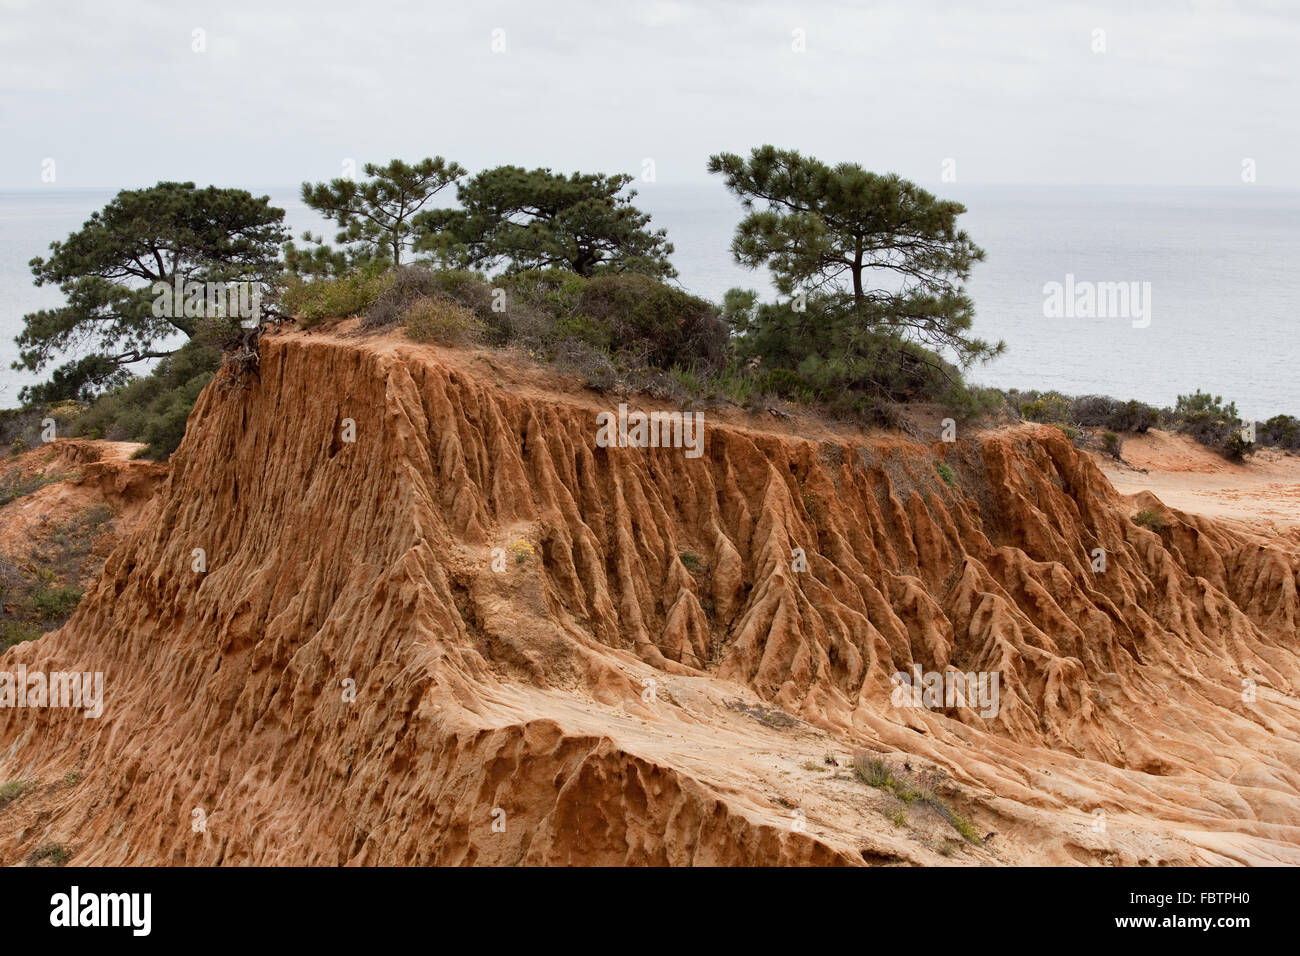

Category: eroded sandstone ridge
[2, 329, 1298, 865]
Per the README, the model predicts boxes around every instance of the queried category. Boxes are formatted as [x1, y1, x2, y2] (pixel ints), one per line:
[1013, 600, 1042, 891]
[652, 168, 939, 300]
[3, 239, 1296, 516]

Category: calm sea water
[2, 184, 1297, 419]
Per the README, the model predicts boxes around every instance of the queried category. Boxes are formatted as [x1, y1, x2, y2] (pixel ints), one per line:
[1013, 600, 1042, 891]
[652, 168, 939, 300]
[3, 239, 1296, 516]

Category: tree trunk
[852, 247, 864, 305]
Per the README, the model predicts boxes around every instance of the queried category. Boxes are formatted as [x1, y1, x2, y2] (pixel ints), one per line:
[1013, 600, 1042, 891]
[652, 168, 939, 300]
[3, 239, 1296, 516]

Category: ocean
[2, 183, 1297, 419]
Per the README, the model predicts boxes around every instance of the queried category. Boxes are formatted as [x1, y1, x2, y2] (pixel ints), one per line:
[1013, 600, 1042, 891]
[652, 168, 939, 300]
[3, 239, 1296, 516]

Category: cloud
[1, 0, 1297, 188]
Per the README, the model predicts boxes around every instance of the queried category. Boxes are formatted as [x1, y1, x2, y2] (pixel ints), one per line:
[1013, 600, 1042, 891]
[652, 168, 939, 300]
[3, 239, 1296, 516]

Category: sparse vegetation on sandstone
[1133, 508, 1166, 532]
[679, 551, 704, 573]
[853, 755, 979, 844]
[0, 504, 116, 648]
[0, 779, 31, 809]
[0, 466, 64, 505]
[28, 842, 71, 866]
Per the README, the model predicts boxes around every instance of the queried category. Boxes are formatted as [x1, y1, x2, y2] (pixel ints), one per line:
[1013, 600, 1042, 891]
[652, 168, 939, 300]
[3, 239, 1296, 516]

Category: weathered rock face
[1, 329, 1298, 866]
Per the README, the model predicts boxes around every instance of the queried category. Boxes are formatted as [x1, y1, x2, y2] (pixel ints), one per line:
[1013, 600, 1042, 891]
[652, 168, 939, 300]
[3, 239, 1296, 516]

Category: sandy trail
[1094, 430, 1300, 536]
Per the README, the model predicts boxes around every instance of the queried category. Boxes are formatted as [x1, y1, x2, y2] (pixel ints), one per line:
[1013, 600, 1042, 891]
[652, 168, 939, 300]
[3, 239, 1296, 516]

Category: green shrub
[1173, 390, 1252, 461]
[1222, 432, 1253, 462]
[722, 280, 999, 412]
[853, 756, 976, 842]
[949, 813, 981, 843]
[402, 298, 483, 345]
[1, 408, 52, 451]
[936, 462, 956, 486]
[72, 341, 219, 460]
[0, 780, 31, 809]
[679, 550, 704, 573]
[1102, 431, 1122, 458]
[1259, 414, 1300, 452]
[1108, 398, 1160, 433]
[1066, 394, 1119, 427]
[944, 384, 1007, 423]
[32, 584, 82, 621]
[281, 267, 394, 327]
[1012, 392, 1160, 435]
[361, 265, 502, 334]
[1133, 508, 1165, 532]
[499, 268, 587, 319]
[363, 265, 444, 329]
[754, 368, 814, 403]
[553, 314, 613, 351]
[0, 620, 43, 652]
[853, 756, 895, 789]
[29, 843, 71, 866]
[1019, 393, 1072, 423]
[576, 273, 728, 371]
[1051, 422, 1081, 441]
[0, 468, 64, 506]
[425, 269, 503, 340]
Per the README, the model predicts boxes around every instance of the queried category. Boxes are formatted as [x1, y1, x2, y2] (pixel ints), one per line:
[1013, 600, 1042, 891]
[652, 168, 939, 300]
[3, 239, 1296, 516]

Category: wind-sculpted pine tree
[709, 146, 1003, 404]
[420, 166, 676, 279]
[289, 157, 466, 274]
[14, 182, 288, 403]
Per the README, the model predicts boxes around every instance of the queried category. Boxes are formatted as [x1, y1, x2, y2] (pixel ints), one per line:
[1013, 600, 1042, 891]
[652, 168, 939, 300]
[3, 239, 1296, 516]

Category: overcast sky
[1, 0, 1297, 190]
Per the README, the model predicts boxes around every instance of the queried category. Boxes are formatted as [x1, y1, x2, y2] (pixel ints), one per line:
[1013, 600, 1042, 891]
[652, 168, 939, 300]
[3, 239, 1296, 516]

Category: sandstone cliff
[2, 328, 1297, 866]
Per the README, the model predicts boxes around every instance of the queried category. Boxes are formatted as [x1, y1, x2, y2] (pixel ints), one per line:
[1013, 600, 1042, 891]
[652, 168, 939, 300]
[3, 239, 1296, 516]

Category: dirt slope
[0, 440, 165, 657]
[1, 329, 1298, 866]
[1097, 429, 1300, 539]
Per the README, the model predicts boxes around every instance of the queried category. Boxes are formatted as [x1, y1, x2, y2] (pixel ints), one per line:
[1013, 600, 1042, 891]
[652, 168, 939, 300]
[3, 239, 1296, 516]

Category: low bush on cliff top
[1009, 387, 1272, 461]
[373, 265, 730, 397]
[1172, 390, 1253, 461]
[364, 267, 469, 330]
[488, 268, 727, 375]
[299, 264, 729, 388]
[1015, 391, 1162, 435]
[402, 298, 483, 346]
[281, 266, 394, 328]
[1258, 414, 1300, 451]
[720, 288, 995, 418]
